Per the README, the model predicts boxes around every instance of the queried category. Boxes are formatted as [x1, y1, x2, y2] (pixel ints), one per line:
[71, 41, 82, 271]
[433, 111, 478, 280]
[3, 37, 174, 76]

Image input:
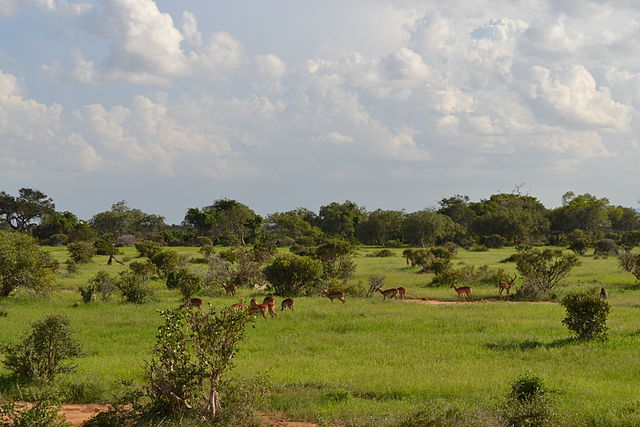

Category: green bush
[481, 234, 507, 249]
[46, 233, 69, 246]
[264, 253, 323, 296]
[369, 249, 394, 257]
[66, 241, 96, 264]
[593, 239, 619, 258]
[1, 314, 83, 381]
[0, 390, 68, 427]
[166, 268, 202, 300]
[65, 258, 78, 274]
[94, 238, 118, 256]
[502, 373, 555, 427]
[0, 231, 56, 297]
[89, 271, 116, 302]
[561, 291, 610, 340]
[116, 269, 155, 304]
[150, 250, 182, 278]
[134, 239, 163, 258]
[195, 236, 213, 247]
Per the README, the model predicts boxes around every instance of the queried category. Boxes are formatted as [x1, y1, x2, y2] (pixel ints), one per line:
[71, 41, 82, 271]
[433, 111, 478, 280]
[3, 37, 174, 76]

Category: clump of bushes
[618, 252, 640, 281]
[150, 250, 183, 278]
[67, 241, 96, 263]
[593, 239, 619, 258]
[166, 268, 203, 300]
[431, 265, 508, 287]
[0, 390, 68, 427]
[134, 239, 163, 258]
[1, 314, 83, 381]
[116, 269, 155, 304]
[561, 291, 610, 340]
[501, 373, 555, 427]
[369, 249, 394, 257]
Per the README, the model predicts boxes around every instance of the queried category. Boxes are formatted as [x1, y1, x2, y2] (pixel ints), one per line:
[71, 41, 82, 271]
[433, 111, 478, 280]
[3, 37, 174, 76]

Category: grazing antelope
[249, 298, 277, 318]
[600, 287, 608, 299]
[181, 298, 203, 308]
[378, 288, 399, 301]
[231, 301, 244, 310]
[322, 289, 346, 303]
[222, 284, 236, 296]
[498, 274, 517, 295]
[263, 296, 275, 305]
[450, 284, 472, 301]
[281, 298, 295, 311]
[396, 287, 406, 300]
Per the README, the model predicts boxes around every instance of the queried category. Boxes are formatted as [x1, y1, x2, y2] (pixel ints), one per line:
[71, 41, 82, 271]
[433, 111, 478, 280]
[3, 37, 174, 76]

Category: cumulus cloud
[0, 0, 17, 16]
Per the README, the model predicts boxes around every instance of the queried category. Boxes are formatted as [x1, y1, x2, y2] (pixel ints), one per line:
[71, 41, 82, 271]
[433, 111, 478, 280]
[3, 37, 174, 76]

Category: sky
[1, 0, 639, 223]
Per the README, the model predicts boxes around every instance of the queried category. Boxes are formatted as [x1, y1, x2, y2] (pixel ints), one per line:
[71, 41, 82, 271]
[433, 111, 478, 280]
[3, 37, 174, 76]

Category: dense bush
[502, 373, 554, 427]
[620, 230, 640, 249]
[480, 234, 507, 249]
[65, 258, 78, 274]
[561, 291, 610, 340]
[116, 269, 155, 304]
[89, 271, 116, 302]
[166, 268, 202, 300]
[431, 265, 508, 287]
[369, 249, 394, 257]
[0, 390, 68, 427]
[150, 249, 183, 278]
[94, 238, 118, 256]
[1, 314, 83, 381]
[0, 231, 56, 298]
[46, 233, 69, 246]
[618, 252, 640, 281]
[66, 241, 96, 263]
[134, 239, 163, 258]
[515, 248, 579, 296]
[264, 253, 323, 296]
[593, 238, 619, 257]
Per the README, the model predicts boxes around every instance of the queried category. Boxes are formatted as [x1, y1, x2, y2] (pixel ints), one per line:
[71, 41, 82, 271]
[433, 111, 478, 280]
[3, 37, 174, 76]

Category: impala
[249, 298, 277, 318]
[378, 288, 399, 301]
[281, 298, 295, 311]
[600, 287, 608, 299]
[396, 286, 406, 300]
[222, 284, 237, 296]
[263, 296, 275, 305]
[322, 289, 346, 303]
[498, 274, 517, 295]
[230, 301, 244, 310]
[450, 284, 472, 300]
[181, 298, 203, 308]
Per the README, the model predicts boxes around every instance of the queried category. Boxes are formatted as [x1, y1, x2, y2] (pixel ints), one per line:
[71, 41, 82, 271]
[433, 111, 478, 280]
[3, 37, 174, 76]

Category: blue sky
[1, 0, 639, 223]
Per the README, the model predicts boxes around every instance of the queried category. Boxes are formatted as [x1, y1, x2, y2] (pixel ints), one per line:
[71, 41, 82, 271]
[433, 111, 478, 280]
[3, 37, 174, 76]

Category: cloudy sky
[1, 0, 639, 222]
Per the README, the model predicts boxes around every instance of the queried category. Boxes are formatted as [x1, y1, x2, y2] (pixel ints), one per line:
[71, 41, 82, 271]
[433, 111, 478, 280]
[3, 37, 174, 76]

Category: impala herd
[181, 275, 518, 315]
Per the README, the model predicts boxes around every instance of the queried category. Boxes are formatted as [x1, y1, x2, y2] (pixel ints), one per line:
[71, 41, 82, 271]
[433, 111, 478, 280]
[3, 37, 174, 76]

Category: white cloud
[0, 0, 17, 16]
[256, 54, 287, 80]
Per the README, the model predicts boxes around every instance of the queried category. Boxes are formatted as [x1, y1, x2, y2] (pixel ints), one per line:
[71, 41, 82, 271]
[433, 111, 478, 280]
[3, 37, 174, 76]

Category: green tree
[437, 194, 476, 228]
[90, 200, 166, 237]
[184, 199, 262, 245]
[402, 210, 462, 247]
[263, 211, 322, 245]
[317, 200, 365, 239]
[355, 209, 405, 246]
[0, 188, 55, 234]
[0, 231, 56, 297]
[549, 192, 610, 234]
[263, 254, 323, 296]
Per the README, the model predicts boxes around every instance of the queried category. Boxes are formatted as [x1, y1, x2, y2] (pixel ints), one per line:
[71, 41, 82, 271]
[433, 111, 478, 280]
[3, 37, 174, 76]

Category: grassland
[1, 246, 640, 426]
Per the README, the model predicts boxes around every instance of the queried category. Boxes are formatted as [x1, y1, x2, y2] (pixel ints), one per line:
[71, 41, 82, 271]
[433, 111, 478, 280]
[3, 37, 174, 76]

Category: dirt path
[402, 297, 556, 305]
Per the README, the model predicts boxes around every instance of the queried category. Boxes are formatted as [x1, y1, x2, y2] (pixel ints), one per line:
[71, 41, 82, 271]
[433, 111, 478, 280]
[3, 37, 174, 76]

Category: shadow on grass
[485, 337, 577, 351]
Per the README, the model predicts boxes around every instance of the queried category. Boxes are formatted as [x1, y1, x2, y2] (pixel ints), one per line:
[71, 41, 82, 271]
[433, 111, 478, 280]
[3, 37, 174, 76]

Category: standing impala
[322, 289, 346, 303]
[396, 287, 406, 300]
[222, 284, 236, 296]
[498, 274, 517, 295]
[378, 288, 399, 301]
[450, 284, 472, 301]
[249, 298, 277, 318]
[281, 298, 295, 311]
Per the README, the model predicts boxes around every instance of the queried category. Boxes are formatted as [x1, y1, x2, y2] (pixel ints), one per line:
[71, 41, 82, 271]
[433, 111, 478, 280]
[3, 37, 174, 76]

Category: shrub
[618, 252, 640, 281]
[134, 239, 163, 258]
[417, 247, 453, 274]
[502, 373, 554, 427]
[561, 291, 610, 340]
[47, 233, 69, 246]
[516, 248, 579, 296]
[264, 254, 323, 296]
[1, 314, 83, 381]
[65, 258, 78, 274]
[0, 390, 68, 427]
[199, 244, 215, 258]
[593, 239, 619, 258]
[369, 249, 394, 257]
[166, 268, 202, 300]
[67, 241, 96, 263]
[150, 250, 183, 278]
[481, 234, 507, 249]
[94, 238, 118, 256]
[470, 244, 488, 252]
[89, 271, 116, 302]
[568, 238, 589, 256]
[195, 236, 213, 247]
[117, 234, 137, 247]
[127, 261, 156, 281]
[0, 231, 56, 297]
[116, 269, 154, 304]
[367, 275, 386, 297]
[620, 230, 640, 249]
[78, 285, 96, 303]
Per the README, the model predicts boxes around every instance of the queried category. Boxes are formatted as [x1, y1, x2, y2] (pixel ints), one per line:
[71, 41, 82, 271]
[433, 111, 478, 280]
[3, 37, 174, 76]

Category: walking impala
[498, 274, 517, 295]
[249, 298, 277, 318]
[281, 298, 295, 311]
[396, 287, 406, 300]
[378, 288, 399, 301]
[222, 284, 236, 296]
[322, 289, 346, 303]
[450, 284, 472, 301]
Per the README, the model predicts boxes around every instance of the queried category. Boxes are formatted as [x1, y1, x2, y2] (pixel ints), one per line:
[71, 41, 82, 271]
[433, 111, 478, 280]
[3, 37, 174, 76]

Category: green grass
[1, 245, 640, 425]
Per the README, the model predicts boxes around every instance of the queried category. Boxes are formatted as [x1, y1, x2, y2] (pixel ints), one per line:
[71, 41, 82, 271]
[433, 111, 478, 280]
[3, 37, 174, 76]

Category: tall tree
[0, 188, 55, 234]
[317, 200, 365, 239]
[183, 199, 262, 245]
[402, 210, 462, 247]
[356, 209, 405, 245]
[90, 201, 166, 237]
[549, 192, 610, 234]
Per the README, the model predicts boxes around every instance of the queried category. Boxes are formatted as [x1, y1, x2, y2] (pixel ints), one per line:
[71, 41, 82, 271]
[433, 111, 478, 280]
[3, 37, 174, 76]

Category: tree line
[1, 188, 639, 252]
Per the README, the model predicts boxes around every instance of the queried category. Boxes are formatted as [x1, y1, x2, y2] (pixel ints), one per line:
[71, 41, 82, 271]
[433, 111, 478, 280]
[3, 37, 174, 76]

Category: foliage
[150, 249, 183, 278]
[166, 268, 202, 300]
[515, 248, 579, 296]
[264, 253, 323, 296]
[93, 238, 118, 256]
[184, 199, 262, 245]
[66, 241, 96, 263]
[263, 210, 322, 246]
[403, 247, 453, 274]
[480, 233, 507, 249]
[549, 192, 610, 234]
[88, 271, 116, 302]
[65, 259, 78, 274]
[561, 291, 610, 340]
[431, 265, 508, 287]
[116, 269, 154, 304]
[593, 238, 619, 257]
[0, 231, 56, 297]
[134, 239, 163, 258]
[355, 209, 405, 246]
[367, 275, 386, 297]
[78, 285, 96, 303]
[369, 249, 394, 257]
[502, 373, 554, 427]
[620, 230, 640, 249]
[1, 314, 83, 381]
[144, 306, 251, 419]
[90, 200, 166, 237]
[402, 210, 464, 247]
[0, 188, 55, 234]
[0, 390, 69, 427]
[317, 200, 365, 239]
[617, 252, 640, 281]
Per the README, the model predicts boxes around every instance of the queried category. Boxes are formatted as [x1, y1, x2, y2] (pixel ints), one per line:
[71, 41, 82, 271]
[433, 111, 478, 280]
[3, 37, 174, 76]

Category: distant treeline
[1, 188, 639, 251]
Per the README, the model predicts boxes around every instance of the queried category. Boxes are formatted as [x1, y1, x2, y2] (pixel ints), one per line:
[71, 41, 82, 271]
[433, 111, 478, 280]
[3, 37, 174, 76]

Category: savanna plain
[1, 246, 640, 426]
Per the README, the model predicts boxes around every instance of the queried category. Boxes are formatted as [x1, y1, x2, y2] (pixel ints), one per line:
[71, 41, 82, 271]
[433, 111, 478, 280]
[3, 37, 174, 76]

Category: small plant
[78, 285, 96, 303]
[150, 249, 183, 278]
[502, 373, 554, 427]
[0, 389, 69, 427]
[1, 314, 83, 381]
[89, 271, 116, 302]
[367, 274, 386, 297]
[561, 291, 610, 340]
[66, 241, 96, 263]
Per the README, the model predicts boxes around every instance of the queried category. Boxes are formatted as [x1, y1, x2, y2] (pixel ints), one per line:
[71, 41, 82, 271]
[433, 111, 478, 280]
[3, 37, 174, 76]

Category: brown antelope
[249, 298, 277, 318]
[181, 297, 203, 308]
[378, 288, 399, 301]
[600, 287, 608, 299]
[450, 284, 472, 301]
[498, 274, 517, 295]
[222, 284, 236, 296]
[263, 296, 275, 305]
[396, 287, 406, 300]
[230, 301, 244, 310]
[281, 298, 295, 311]
[322, 289, 346, 303]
